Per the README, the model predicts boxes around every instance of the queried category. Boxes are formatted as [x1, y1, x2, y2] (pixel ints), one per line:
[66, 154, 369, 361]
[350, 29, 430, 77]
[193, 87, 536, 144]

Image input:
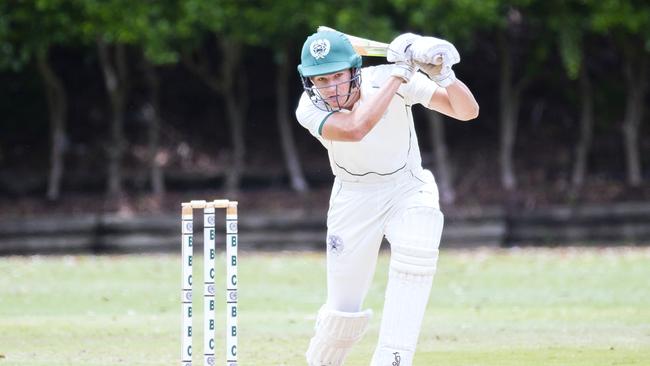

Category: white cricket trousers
[324, 168, 442, 312]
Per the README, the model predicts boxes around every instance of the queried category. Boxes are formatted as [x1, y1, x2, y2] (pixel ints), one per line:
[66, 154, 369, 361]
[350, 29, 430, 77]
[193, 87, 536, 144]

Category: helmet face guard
[301, 68, 362, 112]
[298, 30, 363, 111]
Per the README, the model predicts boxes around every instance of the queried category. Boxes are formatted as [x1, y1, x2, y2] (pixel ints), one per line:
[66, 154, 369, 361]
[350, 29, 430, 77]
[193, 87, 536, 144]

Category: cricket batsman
[296, 29, 479, 365]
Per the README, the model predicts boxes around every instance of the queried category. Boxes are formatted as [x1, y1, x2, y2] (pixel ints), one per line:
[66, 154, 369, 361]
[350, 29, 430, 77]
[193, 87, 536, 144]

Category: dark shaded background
[1, 1, 649, 220]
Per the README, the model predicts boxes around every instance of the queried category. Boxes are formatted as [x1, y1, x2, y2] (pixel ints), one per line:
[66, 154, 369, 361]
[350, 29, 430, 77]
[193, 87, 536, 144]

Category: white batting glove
[387, 33, 421, 83]
[391, 61, 418, 83]
[416, 61, 457, 87]
[416, 62, 442, 78]
[432, 65, 457, 87]
[387, 33, 420, 63]
[410, 36, 460, 67]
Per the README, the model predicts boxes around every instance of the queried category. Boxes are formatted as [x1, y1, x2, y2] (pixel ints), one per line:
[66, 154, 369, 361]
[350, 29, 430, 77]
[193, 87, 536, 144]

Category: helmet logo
[309, 39, 330, 60]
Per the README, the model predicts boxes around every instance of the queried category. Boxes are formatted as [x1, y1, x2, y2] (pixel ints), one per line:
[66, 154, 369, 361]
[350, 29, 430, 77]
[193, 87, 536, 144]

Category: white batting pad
[374, 207, 443, 366]
[306, 307, 373, 366]
[371, 261, 436, 366]
[390, 244, 440, 276]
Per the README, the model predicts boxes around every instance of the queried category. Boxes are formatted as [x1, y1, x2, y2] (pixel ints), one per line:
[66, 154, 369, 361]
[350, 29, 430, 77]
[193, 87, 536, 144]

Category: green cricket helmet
[298, 30, 363, 111]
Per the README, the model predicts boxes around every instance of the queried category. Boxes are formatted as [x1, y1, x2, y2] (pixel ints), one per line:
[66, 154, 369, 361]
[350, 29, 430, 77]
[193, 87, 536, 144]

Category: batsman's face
[310, 69, 357, 109]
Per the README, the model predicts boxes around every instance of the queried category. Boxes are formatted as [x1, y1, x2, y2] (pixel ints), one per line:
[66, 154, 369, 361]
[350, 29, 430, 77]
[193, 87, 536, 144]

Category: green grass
[1, 247, 649, 365]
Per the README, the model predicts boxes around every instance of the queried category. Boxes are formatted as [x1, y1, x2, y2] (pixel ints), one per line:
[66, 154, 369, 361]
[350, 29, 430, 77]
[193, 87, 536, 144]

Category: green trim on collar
[318, 111, 337, 136]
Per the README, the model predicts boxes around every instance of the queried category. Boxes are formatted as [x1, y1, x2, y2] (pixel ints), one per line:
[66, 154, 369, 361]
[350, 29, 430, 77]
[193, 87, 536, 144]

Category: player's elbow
[326, 124, 367, 142]
[457, 104, 479, 121]
[346, 125, 369, 141]
[329, 113, 376, 141]
[344, 118, 374, 141]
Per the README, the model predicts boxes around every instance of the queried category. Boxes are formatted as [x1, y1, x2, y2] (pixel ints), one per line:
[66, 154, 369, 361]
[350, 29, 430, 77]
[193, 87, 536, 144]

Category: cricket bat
[317, 26, 389, 57]
[317, 26, 444, 68]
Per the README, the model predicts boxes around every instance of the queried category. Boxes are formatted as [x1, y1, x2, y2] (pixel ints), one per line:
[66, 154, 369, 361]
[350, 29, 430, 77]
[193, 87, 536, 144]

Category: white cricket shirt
[296, 65, 437, 183]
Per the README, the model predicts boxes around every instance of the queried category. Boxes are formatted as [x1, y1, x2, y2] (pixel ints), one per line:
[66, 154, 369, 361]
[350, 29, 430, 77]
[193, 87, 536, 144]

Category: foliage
[591, 0, 650, 57]
[591, 0, 650, 40]
[322, 0, 395, 43]
[0, 0, 82, 70]
[1, 0, 650, 196]
[546, 0, 595, 80]
[391, 0, 503, 43]
[77, 0, 184, 64]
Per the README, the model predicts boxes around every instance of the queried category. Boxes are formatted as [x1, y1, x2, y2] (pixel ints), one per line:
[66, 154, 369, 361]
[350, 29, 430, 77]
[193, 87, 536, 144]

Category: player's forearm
[445, 80, 479, 121]
[349, 76, 403, 138]
[324, 76, 403, 141]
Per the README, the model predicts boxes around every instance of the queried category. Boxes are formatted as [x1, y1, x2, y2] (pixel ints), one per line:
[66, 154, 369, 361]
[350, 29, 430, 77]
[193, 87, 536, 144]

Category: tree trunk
[571, 65, 594, 189]
[36, 48, 68, 201]
[275, 47, 309, 193]
[97, 39, 129, 198]
[622, 47, 647, 187]
[219, 38, 247, 194]
[425, 111, 455, 204]
[142, 58, 165, 196]
[499, 37, 519, 191]
[182, 39, 248, 193]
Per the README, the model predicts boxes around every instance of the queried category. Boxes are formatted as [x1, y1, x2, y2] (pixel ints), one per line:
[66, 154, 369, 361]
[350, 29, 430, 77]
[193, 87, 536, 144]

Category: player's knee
[388, 206, 444, 249]
[390, 244, 439, 276]
[388, 207, 443, 276]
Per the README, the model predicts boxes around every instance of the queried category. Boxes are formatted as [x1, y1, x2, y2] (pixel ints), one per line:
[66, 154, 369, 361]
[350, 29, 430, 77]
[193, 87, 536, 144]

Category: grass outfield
[1, 247, 649, 365]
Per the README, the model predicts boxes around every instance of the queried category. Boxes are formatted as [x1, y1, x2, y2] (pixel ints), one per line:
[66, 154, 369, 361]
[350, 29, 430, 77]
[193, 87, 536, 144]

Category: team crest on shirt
[310, 39, 330, 59]
[327, 234, 343, 255]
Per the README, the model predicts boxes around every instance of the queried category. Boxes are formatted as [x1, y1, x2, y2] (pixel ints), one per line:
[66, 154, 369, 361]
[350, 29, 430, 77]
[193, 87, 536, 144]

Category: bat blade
[316, 26, 443, 65]
[317, 26, 388, 57]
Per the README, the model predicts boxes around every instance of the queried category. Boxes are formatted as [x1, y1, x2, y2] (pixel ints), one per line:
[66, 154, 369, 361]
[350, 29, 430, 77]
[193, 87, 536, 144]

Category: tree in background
[243, 0, 313, 193]
[134, 1, 186, 197]
[78, 0, 136, 200]
[393, 0, 501, 204]
[0, 0, 83, 201]
[177, 0, 252, 194]
[592, 1, 650, 187]
[497, 1, 537, 192]
[548, 0, 596, 192]
[1, 0, 648, 206]
[79, 0, 186, 200]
